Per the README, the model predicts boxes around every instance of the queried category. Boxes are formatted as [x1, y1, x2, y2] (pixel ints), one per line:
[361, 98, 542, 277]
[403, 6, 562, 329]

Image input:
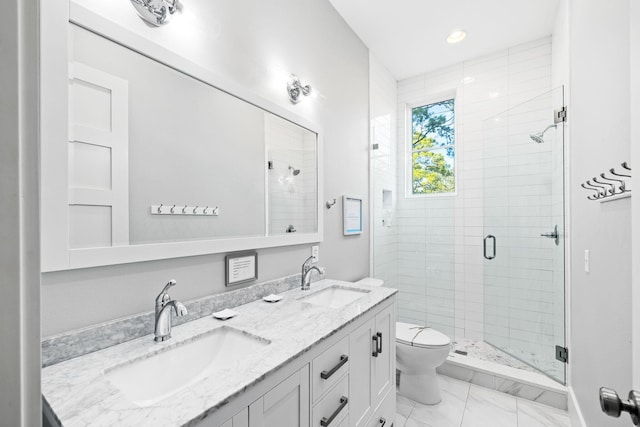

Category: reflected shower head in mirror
[529, 124, 557, 143]
[288, 165, 301, 176]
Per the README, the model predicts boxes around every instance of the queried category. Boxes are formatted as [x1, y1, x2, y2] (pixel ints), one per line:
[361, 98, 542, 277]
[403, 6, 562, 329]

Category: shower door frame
[482, 86, 567, 384]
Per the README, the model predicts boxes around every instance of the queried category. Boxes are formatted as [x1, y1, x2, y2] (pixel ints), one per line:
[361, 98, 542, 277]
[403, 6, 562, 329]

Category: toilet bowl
[396, 322, 450, 405]
[355, 278, 451, 405]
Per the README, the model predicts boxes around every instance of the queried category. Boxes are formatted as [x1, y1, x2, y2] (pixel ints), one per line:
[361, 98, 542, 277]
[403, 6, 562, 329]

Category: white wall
[632, 0, 640, 393]
[370, 54, 398, 286]
[568, 0, 632, 425]
[391, 38, 555, 345]
[0, 0, 41, 424]
[41, 0, 370, 336]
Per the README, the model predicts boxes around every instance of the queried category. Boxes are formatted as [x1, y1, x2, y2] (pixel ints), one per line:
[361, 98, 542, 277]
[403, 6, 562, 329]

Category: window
[409, 98, 456, 195]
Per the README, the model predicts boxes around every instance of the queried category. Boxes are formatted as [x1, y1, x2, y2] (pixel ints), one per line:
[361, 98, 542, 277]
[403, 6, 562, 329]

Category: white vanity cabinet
[207, 296, 395, 427]
[220, 408, 249, 427]
[220, 366, 310, 427]
[248, 365, 310, 427]
[348, 304, 395, 427]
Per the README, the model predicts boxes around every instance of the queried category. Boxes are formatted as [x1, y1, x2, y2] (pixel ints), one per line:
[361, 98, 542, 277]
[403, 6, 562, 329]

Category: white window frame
[405, 90, 459, 198]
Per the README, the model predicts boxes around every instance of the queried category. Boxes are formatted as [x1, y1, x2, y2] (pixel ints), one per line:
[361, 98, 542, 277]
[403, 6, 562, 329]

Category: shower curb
[437, 356, 568, 410]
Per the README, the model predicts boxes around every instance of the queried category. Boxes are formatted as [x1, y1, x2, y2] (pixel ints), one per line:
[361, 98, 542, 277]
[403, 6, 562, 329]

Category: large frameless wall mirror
[40, 5, 321, 271]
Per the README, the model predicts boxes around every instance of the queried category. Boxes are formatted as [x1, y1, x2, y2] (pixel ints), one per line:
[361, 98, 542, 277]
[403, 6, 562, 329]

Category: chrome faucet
[301, 256, 321, 291]
[154, 279, 188, 342]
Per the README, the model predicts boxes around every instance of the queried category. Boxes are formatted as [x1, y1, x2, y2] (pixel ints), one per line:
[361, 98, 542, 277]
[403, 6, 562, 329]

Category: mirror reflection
[68, 24, 317, 248]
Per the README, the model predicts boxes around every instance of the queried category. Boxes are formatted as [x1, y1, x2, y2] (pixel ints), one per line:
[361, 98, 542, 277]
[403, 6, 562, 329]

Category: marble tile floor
[396, 375, 571, 427]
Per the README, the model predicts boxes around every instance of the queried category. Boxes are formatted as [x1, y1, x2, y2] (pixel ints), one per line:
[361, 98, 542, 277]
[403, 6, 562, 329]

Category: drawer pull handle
[321, 355, 348, 380]
[376, 332, 383, 354]
[372, 335, 379, 357]
[320, 396, 348, 427]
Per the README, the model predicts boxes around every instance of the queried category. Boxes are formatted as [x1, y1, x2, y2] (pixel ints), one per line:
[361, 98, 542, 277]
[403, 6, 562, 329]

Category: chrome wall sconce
[287, 75, 312, 104]
[130, 0, 180, 26]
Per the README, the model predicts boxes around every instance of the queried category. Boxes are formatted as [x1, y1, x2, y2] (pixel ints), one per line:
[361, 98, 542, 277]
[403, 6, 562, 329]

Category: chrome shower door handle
[483, 235, 496, 260]
[540, 225, 560, 246]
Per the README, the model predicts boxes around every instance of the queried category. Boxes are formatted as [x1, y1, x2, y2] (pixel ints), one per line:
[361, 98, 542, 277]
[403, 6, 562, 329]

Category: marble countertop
[42, 279, 396, 427]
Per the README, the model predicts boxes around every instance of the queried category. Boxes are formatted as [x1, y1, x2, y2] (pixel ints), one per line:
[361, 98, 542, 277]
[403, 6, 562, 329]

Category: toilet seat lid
[396, 322, 451, 348]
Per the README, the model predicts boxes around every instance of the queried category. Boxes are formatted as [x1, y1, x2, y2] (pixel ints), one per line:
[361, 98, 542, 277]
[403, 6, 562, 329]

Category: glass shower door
[482, 87, 565, 383]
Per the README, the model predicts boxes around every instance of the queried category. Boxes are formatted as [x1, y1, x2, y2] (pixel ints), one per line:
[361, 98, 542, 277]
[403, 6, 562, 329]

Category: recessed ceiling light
[447, 30, 467, 44]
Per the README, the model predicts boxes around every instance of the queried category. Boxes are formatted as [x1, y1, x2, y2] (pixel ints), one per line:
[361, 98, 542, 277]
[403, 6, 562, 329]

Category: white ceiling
[328, 0, 560, 80]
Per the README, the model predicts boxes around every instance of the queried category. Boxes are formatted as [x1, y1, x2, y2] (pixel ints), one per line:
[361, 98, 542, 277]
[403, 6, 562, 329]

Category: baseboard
[568, 386, 588, 427]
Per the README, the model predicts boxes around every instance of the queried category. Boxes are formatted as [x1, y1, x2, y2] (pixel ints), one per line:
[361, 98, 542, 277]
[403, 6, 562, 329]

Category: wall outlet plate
[311, 245, 319, 262]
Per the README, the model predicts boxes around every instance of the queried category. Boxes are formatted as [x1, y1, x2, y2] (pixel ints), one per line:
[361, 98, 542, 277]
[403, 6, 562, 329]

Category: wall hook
[592, 177, 615, 195]
[582, 162, 632, 202]
[599, 173, 626, 192]
[326, 198, 337, 209]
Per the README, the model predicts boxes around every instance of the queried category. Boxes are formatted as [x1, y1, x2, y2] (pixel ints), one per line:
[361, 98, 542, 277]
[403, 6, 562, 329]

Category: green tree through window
[411, 99, 455, 194]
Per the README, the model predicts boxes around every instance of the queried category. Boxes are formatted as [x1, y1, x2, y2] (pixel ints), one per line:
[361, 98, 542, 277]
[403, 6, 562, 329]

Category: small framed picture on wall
[343, 195, 363, 235]
[225, 251, 258, 286]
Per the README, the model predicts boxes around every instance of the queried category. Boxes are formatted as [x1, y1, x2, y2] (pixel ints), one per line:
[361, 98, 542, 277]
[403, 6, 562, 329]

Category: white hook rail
[580, 162, 632, 203]
[150, 204, 219, 216]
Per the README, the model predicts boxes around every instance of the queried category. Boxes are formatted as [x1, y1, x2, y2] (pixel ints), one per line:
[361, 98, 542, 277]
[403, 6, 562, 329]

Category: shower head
[530, 133, 545, 144]
[288, 165, 300, 176]
[529, 124, 557, 144]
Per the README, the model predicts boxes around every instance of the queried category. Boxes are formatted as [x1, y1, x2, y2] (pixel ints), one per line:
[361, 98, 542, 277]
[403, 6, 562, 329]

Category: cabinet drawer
[366, 389, 395, 427]
[333, 413, 349, 427]
[312, 336, 349, 401]
[312, 375, 349, 427]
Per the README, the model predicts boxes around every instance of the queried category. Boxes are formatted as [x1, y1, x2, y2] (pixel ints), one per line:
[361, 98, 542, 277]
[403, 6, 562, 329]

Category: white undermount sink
[105, 326, 270, 407]
[299, 286, 370, 309]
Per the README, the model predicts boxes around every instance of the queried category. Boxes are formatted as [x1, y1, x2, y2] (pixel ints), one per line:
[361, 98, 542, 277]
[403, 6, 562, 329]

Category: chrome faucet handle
[302, 255, 315, 272]
[156, 279, 177, 306]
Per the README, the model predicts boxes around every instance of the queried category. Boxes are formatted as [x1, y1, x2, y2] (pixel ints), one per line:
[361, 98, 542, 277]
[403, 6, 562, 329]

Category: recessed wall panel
[69, 141, 112, 190]
[70, 79, 112, 131]
[69, 205, 112, 249]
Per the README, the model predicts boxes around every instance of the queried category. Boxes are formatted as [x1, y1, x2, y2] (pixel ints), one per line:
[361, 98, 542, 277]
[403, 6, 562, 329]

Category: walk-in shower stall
[372, 85, 566, 384]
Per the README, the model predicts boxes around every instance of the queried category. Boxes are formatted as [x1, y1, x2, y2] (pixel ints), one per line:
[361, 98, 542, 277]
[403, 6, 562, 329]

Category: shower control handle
[599, 387, 640, 425]
[483, 235, 496, 260]
[540, 225, 560, 246]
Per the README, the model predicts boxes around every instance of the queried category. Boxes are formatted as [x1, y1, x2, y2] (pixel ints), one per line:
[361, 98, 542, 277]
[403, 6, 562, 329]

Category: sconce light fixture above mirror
[287, 75, 312, 104]
[130, 0, 180, 26]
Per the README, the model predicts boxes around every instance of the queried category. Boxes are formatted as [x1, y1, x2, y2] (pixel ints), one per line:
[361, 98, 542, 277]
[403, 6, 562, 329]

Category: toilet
[356, 278, 451, 405]
[395, 321, 450, 404]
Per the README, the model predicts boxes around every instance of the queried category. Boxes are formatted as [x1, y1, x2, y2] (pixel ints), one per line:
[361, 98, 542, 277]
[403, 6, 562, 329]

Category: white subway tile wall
[372, 37, 564, 379]
[371, 55, 399, 288]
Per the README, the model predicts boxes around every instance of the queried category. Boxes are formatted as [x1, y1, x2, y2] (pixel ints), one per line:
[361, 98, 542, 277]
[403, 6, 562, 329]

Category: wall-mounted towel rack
[581, 162, 632, 203]
[150, 204, 220, 216]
